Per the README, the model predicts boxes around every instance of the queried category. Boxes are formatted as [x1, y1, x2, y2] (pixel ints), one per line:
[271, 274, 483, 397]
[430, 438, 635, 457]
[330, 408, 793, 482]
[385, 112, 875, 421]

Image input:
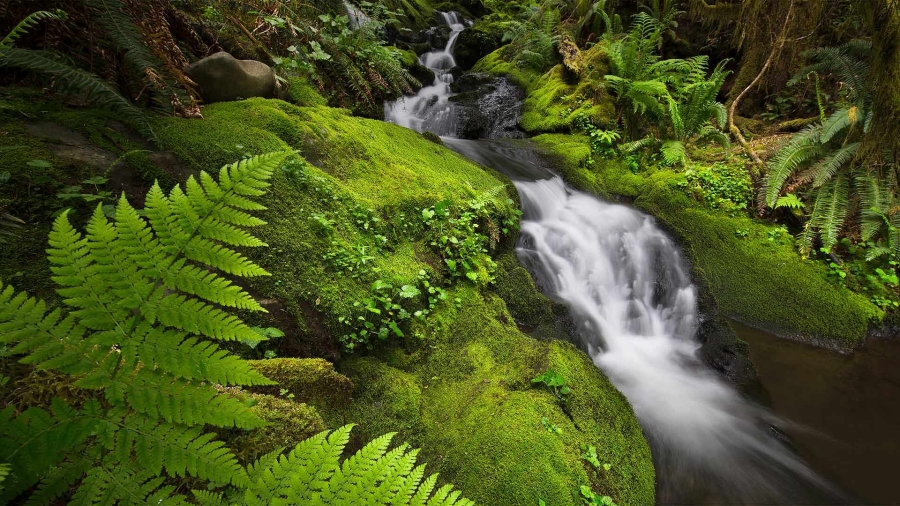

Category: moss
[332, 357, 423, 432]
[474, 44, 616, 134]
[248, 358, 354, 410]
[0, 363, 91, 411]
[472, 47, 541, 89]
[494, 253, 555, 326]
[218, 388, 326, 463]
[328, 287, 655, 506]
[284, 76, 328, 107]
[422, 131, 444, 145]
[532, 134, 881, 347]
[153, 98, 517, 348]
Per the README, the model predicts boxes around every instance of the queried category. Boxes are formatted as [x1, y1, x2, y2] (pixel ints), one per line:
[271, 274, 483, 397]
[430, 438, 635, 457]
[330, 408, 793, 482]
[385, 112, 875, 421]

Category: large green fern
[0, 10, 64, 51]
[195, 424, 474, 506]
[0, 151, 476, 505]
[764, 40, 881, 252]
[0, 152, 293, 503]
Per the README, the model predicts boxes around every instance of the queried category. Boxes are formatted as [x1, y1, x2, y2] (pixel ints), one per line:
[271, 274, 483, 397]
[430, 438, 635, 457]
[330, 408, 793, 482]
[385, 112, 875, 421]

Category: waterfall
[514, 176, 847, 504]
[383, 12, 467, 135]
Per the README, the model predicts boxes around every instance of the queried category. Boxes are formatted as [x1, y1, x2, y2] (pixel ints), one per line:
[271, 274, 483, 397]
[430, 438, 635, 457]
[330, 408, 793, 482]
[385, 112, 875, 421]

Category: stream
[383, 11, 899, 505]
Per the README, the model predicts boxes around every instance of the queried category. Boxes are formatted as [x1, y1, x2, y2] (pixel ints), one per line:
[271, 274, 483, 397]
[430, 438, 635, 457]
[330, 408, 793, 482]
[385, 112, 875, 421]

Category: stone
[454, 29, 501, 69]
[185, 52, 276, 104]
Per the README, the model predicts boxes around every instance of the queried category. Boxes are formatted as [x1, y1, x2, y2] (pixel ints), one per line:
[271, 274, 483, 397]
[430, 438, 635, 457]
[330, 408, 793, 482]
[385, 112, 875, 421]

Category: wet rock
[454, 29, 501, 69]
[427, 24, 451, 50]
[185, 52, 276, 104]
[447, 75, 525, 139]
[409, 63, 436, 88]
[450, 71, 494, 93]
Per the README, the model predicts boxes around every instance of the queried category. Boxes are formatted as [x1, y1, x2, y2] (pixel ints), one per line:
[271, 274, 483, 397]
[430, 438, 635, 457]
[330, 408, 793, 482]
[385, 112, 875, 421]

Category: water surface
[736, 321, 900, 504]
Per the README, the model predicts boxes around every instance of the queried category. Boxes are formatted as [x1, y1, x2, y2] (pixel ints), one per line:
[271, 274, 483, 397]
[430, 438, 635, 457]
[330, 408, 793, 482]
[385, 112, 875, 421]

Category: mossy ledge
[323, 288, 656, 506]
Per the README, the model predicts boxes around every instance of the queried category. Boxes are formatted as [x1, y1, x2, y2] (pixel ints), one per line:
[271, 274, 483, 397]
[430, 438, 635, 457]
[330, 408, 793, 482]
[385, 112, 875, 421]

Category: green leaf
[399, 285, 421, 298]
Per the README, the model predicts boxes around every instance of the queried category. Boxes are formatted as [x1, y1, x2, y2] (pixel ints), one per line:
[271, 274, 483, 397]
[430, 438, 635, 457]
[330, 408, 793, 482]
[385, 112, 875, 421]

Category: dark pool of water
[734, 321, 900, 504]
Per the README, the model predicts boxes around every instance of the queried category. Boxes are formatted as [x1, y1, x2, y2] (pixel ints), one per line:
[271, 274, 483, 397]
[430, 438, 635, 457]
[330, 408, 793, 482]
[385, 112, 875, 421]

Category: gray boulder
[185, 52, 276, 104]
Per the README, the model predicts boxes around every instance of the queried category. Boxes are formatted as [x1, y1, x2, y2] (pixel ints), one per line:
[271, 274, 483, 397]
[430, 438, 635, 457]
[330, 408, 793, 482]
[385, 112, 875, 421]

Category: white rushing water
[515, 176, 845, 504]
[383, 12, 468, 135]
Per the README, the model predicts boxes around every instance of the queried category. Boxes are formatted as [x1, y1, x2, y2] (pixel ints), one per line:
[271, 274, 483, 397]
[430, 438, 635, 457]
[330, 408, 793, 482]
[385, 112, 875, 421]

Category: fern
[0, 211, 24, 245]
[0, 47, 156, 142]
[0, 10, 63, 51]
[238, 425, 475, 506]
[762, 39, 887, 251]
[805, 175, 850, 250]
[774, 194, 805, 210]
[0, 151, 294, 503]
[0, 11, 157, 142]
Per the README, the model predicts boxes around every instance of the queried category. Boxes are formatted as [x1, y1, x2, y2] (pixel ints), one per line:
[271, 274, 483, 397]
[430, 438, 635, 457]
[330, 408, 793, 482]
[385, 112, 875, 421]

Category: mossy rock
[216, 388, 326, 464]
[473, 44, 616, 134]
[326, 287, 656, 506]
[248, 358, 354, 410]
[153, 98, 517, 352]
[283, 76, 328, 107]
[532, 134, 881, 348]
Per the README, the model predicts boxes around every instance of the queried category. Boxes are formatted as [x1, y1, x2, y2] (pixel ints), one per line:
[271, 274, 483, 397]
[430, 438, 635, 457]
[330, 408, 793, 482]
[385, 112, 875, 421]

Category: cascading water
[383, 12, 467, 135]
[513, 174, 847, 504]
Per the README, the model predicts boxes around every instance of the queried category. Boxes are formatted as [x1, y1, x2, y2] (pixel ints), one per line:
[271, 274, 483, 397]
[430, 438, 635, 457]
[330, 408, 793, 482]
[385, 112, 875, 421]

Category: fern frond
[764, 126, 823, 206]
[775, 194, 805, 210]
[793, 40, 871, 104]
[0, 399, 101, 501]
[819, 107, 857, 144]
[0, 10, 63, 52]
[807, 175, 850, 250]
[113, 372, 264, 428]
[1, 152, 296, 503]
[244, 425, 474, 506]
[858, 174, 894, 241]
[112, 415, 249, 486]
[661, 140, 686, 166]
[0, 48, 155, 142]
[25, 459, 91, 506]
[621, 136, 658, 153]
[808, 142, 859, 187]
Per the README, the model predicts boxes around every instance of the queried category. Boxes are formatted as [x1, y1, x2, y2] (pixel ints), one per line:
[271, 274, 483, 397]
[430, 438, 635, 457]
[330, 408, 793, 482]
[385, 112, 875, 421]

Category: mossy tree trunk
[862, 0, 900, 166]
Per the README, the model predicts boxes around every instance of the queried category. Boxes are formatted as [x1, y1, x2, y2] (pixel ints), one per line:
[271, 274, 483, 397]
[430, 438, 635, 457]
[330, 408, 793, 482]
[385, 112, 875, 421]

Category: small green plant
[580, 445, 611, 471]
[580, 486, 618, 506]
[310, 213, 336, 236]
[765, 227, 791, 246]
[734, 228, 750, 239]
[541, 416, 563, 435]
[324, 241, 379, 278]
[678, 163, 751, 214]
[532, 369, 572, 403]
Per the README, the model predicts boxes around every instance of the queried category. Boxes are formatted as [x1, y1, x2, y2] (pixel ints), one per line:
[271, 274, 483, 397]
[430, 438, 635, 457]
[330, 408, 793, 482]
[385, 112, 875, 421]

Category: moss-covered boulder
[216, 388, 326, 463]
[324, 288, 656, 506]
[248, 358, 354, 409]
[473, 44, 616, 134]
[3, 94, 655, 504]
